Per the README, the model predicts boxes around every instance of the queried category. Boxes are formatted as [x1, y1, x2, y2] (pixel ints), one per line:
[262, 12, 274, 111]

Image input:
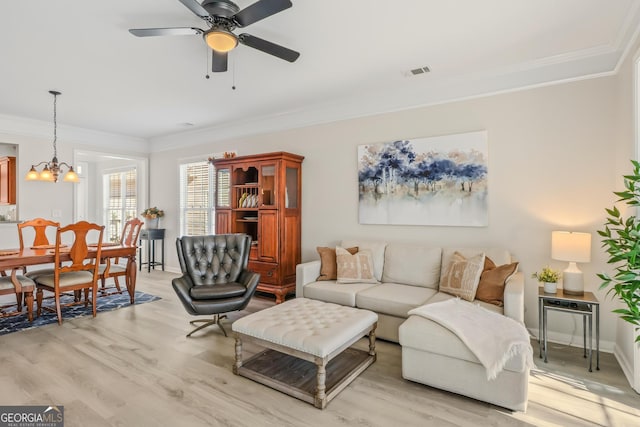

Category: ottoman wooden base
[236, 346, 375, 409]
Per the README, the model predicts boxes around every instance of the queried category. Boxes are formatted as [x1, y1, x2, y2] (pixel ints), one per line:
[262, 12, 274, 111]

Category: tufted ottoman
[232, 298, 378, 408]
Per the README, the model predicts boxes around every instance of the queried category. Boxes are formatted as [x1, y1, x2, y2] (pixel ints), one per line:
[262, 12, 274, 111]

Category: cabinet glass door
[259, 163, 277, 207]
[216, 167, 231, 208]
[285, 166, 299, 208]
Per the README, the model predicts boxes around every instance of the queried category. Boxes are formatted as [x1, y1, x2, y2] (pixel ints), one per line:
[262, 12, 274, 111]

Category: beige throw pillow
[475, 256, 519, 306]
[439, 251, 485, 301]
[316, 246, 358, 281]
[336, 247, 378, 284]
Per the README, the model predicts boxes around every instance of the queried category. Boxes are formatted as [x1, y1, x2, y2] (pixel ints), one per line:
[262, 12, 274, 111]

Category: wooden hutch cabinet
[210, 152, 304, 303]
[0, 156, 16, 205]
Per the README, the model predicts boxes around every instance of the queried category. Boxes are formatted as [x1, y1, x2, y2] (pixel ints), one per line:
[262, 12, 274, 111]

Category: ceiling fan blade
[239, 33, 300, 62]
[178, 0, 210, 18]
[233, 0, 292, 27]
[212, 51, 228, 72]
[129, 27, 203, 37]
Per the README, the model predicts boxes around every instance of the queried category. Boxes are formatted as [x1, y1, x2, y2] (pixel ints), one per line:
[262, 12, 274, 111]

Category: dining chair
[98, 217, 143, 295]
[10, 218, 61, 308]
[0, 268, 35, 322]
[18, 218, 60, 250]
[34, 221, 105, 325]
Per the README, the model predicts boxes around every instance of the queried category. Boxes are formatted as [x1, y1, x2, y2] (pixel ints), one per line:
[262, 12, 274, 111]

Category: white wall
[151, 74, 627, 352]
[612, 34, 640, 391]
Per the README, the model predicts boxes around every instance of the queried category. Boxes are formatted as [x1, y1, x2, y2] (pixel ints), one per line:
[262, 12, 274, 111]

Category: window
[179, 161, 215, 236]
[104, 169, 137, 242]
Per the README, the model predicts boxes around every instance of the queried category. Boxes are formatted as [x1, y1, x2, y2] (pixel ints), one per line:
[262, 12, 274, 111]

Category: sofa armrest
[503, 271, 524, 323]
[296, 260, 321, 298]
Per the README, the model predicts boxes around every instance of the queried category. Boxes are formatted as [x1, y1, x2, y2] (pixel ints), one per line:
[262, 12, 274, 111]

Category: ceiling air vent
[405, 66, 431, 77]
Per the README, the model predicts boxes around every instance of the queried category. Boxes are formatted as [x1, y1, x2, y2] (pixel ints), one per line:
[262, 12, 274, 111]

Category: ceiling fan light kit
[205, 28, 238, 52]
[129, 0, 299, 73]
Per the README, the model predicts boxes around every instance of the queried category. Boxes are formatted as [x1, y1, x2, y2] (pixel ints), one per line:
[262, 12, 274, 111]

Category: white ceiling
[1, 0, 639, 143]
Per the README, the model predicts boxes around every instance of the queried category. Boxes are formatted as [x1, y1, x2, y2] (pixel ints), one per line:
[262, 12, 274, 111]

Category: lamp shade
[551, 231, 591, 263]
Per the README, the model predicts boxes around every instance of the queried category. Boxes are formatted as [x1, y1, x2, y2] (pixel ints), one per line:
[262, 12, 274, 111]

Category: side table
[139, 228, 165, 273]
[538, 287, 600, 372]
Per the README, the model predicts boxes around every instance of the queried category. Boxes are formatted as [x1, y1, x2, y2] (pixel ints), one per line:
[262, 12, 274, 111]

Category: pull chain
[232, 54, 236, 90]
[205, 45, 210, 79]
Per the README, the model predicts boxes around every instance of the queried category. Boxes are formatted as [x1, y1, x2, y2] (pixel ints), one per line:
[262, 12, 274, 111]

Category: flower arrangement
[531, 266, 561, 283]
[141, 207, 164, 219]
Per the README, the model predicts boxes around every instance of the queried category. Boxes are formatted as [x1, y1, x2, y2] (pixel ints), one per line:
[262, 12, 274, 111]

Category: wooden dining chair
[98, 217, 143, 295]
[11, 218, 61, 309]
[34, 221, 104, 325]
[18, 218, 60, 250]
[0, 268, 35, 322]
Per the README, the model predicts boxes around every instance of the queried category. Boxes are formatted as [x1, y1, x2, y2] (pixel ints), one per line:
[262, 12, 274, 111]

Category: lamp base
[562, 264, 584, 295]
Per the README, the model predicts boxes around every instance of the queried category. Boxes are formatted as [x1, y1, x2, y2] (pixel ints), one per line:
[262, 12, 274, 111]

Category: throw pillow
[336, 247, 378, 284]
[340, 240, 387, 282]
[475, 256, 519, 306]
[316, 246, 358, 281]
[439, 251, 485, 302]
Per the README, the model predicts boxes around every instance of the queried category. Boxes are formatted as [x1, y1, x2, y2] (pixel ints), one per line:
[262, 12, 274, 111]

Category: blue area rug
[0, 291, 161, 336]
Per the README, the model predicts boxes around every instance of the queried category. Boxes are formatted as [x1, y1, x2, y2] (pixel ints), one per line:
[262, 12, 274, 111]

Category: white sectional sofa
[295, 241, 530, 411]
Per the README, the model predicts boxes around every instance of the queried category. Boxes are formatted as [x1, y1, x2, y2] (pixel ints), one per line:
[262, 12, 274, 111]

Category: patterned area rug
[0, 291, 161, 336]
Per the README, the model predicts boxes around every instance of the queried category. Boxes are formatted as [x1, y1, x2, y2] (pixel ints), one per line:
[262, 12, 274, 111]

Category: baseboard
[613, 344, 636, 391]
[531, 328, 615, 353]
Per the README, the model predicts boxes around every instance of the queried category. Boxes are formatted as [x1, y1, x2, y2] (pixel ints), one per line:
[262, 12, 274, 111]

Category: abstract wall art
[358, 131, 488, 226]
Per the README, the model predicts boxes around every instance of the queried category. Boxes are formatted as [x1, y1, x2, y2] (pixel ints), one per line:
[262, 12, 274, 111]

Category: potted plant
[141, 206, 164, 229]
[599, 159, 640, 342]
[532, 266, 561, 294]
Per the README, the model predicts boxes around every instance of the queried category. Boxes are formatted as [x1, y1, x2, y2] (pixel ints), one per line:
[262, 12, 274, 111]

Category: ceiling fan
[129, 0, 300, 72]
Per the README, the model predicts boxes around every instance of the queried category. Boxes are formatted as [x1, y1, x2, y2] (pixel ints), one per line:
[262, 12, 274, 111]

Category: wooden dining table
[0, 244, 139, 304]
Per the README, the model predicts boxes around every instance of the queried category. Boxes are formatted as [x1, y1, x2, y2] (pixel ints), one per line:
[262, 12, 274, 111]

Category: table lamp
[551, 231, 592, 295]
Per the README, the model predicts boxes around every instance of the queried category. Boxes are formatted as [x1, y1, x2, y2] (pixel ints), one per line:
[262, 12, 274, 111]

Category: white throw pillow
[341, 240, 386, 281]
[336, 247, 378, 284]
[439, 251, 485, 302]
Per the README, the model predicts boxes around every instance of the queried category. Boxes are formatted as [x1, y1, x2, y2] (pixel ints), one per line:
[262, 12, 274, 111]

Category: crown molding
[0, 113, 149, 152]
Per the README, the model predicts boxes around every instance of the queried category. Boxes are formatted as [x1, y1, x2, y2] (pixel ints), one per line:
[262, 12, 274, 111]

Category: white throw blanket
[408, 298, 534, 380]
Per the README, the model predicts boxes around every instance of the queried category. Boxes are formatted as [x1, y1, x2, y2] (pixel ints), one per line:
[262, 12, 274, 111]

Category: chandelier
[25, 90, 79, 183]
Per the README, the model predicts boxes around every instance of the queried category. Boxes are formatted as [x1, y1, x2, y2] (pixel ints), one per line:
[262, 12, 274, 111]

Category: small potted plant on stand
[532, 266, 561, 294]
[141, 207, 164, 229]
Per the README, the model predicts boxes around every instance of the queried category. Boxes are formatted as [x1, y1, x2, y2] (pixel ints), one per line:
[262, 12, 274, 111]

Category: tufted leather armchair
[172, 234, 260, 337]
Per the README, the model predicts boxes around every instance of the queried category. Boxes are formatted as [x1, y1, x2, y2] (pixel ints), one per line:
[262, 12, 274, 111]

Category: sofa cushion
[355, 283, 436, 318]
[475, 257, 519, 306]
[439, 252, 485, 301]
[316, 246, 358, 281]
[341, 240, 387, 281]
[302, 281, 380, 307]
[382, 244, 442, 289]
[398, 313, 526, 373]
[336, 247, 378, 284]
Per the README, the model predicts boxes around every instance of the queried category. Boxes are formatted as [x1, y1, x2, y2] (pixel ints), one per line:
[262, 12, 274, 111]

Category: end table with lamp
[538, 287, 600, 372]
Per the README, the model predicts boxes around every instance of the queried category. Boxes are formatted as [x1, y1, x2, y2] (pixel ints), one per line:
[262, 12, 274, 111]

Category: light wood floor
[1, 270, 639, 426]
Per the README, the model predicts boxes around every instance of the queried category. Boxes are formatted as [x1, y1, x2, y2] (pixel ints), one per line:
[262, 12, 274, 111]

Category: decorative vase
[145, 217, 159, 229]
[544, 282, 557, 294]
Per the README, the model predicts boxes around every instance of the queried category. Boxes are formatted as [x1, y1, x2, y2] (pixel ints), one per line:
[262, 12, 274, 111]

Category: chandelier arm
[31, 161, 53, 168]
